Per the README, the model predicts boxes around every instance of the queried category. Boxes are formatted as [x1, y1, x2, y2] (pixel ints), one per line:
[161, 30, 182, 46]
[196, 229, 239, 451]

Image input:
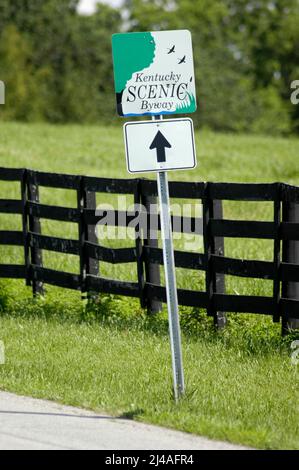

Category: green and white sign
[112, 30, 197, 117]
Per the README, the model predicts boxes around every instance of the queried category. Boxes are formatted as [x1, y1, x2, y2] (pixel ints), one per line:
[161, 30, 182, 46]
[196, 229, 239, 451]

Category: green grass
[0, 121, 299, 449]
[1, 121, 299, 183]
[0, 290, 298, 449]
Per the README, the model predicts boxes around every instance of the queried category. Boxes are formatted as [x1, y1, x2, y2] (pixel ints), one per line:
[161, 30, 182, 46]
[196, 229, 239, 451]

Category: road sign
[123, 118, 196, 173]
[113, 28, 198, 401]
[112, 30, 196, 117]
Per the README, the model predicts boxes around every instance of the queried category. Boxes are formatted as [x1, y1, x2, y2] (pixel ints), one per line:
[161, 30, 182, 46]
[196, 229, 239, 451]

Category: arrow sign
[149, 131, 172, 163]
[123, 118, 196, 173]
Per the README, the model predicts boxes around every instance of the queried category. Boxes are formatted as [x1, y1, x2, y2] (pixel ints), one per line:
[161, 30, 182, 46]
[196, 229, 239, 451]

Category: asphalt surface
[0, 391, 250, 450]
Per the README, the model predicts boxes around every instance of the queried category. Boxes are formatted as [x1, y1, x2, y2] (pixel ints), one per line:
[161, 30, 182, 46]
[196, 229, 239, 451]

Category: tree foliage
[0, 0, 298, 134]
[0, 0, 121, 123]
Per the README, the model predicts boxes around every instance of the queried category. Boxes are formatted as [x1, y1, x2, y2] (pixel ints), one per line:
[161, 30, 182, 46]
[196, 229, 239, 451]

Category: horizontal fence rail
[0, 167, 299, 334]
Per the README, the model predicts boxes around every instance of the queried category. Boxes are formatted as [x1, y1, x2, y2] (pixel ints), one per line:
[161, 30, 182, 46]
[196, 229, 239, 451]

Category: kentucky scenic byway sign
[112, 30, 197, 117]
[123, 118, 196, 173]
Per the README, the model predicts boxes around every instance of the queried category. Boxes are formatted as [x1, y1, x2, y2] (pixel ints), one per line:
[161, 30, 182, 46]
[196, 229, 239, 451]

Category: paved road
[0, 391, 249, 450]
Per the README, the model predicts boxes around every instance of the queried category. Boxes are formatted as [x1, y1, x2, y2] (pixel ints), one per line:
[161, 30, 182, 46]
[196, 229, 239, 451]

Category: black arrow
[149, 131, 172, 163]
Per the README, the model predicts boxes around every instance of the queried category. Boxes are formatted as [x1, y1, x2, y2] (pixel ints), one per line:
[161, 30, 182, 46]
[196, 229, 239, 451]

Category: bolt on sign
[112, 30, 197, 117]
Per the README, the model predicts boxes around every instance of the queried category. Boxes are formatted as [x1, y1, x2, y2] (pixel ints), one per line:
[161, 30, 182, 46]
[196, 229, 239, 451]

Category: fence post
[203, 184, 214, 321]
[27, 175, 44, 296]
[134, 181, 146, 309]
[83, 189, 99, 301]
[84, 190, 99, 277]
[141, 192, 162, 314]
[213, 199, 226, 328]
[273, 185, 282, 323]
[21, 169, 30, 287]
[282, 201, 299, 333]
[77, 177, 88, 297]
[203, 184, 226, 328]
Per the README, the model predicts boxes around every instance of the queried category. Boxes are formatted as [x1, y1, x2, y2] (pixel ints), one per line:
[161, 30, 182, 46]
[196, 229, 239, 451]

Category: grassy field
[0, 121, 298, 449]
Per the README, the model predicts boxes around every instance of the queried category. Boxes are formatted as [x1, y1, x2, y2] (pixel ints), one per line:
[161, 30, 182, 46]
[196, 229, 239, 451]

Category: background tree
[0, 0, 298, 134]
[0, 0, 121, 122]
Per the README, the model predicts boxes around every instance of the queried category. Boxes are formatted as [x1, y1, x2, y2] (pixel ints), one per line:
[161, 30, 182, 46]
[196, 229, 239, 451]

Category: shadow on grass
[118, 408, 144, 420]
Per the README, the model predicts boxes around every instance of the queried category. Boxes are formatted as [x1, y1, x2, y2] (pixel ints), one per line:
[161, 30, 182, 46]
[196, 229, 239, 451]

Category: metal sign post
[154, 116, 185, 401]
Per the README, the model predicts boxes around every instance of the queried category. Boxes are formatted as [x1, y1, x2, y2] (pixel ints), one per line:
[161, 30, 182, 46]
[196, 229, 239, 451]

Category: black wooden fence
[0, 167, 299, 334]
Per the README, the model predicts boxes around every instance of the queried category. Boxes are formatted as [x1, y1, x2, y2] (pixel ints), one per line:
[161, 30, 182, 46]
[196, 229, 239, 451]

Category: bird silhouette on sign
[167, 45, 175, 54]
[178, 56, 186, 64]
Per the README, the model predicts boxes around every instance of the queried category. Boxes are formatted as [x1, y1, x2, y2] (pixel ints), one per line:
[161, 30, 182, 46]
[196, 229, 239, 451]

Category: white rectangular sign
[123, 118, 196, 174]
